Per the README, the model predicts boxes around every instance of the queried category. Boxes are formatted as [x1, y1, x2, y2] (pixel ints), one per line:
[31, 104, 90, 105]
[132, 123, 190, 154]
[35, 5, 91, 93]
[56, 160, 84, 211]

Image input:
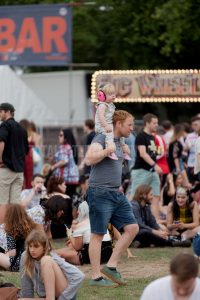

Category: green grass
[77, 278, 155, 300]
[0, 245, 194, 300]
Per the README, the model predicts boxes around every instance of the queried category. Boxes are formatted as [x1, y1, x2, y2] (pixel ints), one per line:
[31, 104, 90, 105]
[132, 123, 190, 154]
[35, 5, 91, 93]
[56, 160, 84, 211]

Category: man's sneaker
[101, 265, 127, 285]
[90, 277, 118, 287]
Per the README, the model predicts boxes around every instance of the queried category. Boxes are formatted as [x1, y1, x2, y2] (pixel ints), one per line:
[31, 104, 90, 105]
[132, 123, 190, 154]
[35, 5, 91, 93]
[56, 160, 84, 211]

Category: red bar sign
[0, 4, 72, 65]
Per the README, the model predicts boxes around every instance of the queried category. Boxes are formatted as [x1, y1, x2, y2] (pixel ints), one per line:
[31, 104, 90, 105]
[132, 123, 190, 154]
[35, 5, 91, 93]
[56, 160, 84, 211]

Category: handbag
[0, 286, 19, 300]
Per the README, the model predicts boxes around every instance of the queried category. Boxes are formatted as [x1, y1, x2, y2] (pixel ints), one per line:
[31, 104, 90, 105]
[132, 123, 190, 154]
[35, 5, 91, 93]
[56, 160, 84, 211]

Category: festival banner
[91, 70, 200, 102]
[0, 4, 72, 65]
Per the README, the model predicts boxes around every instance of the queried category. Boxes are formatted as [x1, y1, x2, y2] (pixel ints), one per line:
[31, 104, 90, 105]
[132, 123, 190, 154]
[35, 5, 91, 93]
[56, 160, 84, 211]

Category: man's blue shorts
[87, 187, 137, 234]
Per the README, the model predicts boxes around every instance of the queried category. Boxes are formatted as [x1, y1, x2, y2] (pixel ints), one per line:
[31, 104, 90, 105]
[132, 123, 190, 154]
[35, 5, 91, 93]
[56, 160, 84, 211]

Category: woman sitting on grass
[20, 230, 84, 300]
[46, 175, 73, 239]
[56, 201, 113, 265]
[0, 195, 74, 253]
[167, 186, 200, 241]
[131, 185, 191, 248]
[0, 204, 37, 272]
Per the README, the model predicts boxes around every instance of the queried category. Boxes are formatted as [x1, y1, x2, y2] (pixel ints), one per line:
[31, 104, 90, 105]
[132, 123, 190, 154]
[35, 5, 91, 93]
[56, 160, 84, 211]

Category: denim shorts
[126, 169, 160, 199]
[193, 234, 200, 256]
[87, 187, 137, 234]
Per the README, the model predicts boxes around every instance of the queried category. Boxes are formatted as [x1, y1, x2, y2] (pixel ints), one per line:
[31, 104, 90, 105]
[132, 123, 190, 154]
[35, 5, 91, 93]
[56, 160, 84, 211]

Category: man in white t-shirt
[140, 253, 200, 300]
[20, 174, 46, 209]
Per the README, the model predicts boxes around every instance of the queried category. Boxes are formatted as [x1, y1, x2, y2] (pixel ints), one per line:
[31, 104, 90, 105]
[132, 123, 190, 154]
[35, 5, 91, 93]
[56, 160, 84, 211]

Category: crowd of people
[0, 81, 199, 299]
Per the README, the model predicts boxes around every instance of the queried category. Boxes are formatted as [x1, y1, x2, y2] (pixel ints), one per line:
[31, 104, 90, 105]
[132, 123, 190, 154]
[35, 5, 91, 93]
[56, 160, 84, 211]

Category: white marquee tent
[0, 66, 55, 126]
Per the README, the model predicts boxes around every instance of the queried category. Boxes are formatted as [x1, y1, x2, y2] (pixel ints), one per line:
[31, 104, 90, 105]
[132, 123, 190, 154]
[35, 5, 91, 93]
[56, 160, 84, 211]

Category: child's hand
[122, 144, 130, 155]
[105, 125, 112, 133]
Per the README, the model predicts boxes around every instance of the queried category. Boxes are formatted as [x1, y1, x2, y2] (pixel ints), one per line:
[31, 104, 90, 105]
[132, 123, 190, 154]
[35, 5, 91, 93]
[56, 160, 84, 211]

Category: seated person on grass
[167, 186, 200, 242]
[131, 185, 190, 248]
[56, 201, 113, 265]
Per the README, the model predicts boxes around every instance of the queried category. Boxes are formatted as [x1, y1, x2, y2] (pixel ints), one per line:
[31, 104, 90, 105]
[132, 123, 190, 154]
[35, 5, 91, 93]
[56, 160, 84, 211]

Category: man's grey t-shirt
[89, 134, 123, 190]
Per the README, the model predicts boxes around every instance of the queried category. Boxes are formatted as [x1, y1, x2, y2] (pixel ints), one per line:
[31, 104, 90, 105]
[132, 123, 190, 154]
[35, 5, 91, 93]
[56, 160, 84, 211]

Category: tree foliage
[0, 0, 200, 69]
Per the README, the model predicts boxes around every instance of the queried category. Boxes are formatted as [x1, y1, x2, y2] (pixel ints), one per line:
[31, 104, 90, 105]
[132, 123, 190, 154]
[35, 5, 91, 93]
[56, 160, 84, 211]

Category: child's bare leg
[41, 256, 68, 300]
[106, 133, 118, 160]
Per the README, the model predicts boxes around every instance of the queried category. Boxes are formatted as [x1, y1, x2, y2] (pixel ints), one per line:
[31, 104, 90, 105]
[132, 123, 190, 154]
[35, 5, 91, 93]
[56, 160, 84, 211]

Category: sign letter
[43, 17, 68, 53]
[0, 19, 16, 52]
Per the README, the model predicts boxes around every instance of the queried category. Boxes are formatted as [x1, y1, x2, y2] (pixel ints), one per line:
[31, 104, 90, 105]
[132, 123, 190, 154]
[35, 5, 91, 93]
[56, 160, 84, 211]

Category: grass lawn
[0, 243, 194, 300]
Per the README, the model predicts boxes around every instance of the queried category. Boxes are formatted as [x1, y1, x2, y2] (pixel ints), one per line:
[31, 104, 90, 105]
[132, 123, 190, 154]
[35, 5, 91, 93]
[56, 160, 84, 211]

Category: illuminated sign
[91, 70, 200, 102]
[0, 4, 72, 65]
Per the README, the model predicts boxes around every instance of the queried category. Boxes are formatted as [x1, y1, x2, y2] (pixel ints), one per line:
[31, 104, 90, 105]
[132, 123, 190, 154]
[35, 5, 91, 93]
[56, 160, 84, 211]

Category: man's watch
[150, 163, 156, 172]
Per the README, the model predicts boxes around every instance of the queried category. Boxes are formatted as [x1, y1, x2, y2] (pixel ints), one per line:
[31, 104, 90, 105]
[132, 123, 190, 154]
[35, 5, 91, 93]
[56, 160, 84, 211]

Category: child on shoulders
[95, 83, 131, 160]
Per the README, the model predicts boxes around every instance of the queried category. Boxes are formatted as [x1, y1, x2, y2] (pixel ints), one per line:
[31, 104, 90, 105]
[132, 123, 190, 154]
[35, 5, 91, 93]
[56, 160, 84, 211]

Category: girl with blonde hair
[20, 230, 84, 300]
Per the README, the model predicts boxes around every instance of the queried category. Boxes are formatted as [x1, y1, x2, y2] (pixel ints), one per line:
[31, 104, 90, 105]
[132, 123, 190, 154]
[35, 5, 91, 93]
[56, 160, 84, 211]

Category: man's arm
[131, 202, 153, 232]
[0, 141, 5, 167]
[21, 190, 35, 208]
[0, 141, 5, 161]
[138, 145, 156, 166]
[138, 145, 162, 174]
[85, 142, 115, 166]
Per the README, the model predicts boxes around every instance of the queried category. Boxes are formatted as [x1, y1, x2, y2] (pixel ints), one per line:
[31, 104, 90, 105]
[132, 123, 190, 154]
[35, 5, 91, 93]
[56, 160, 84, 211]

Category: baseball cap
[0, 102, 15, 112]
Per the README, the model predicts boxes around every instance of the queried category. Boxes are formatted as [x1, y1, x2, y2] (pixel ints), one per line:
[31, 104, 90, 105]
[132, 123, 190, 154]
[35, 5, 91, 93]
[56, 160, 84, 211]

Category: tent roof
[0, 66, 55, 126]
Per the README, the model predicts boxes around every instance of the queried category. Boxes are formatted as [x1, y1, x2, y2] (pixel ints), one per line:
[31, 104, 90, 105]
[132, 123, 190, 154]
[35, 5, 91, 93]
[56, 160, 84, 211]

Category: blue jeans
[87, 187, 137, 234]
[193, 234, 200, 256]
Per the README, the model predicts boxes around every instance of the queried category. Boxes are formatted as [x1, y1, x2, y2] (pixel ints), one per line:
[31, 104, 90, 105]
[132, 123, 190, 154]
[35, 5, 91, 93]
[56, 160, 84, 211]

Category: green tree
[0, 0, 200, 69]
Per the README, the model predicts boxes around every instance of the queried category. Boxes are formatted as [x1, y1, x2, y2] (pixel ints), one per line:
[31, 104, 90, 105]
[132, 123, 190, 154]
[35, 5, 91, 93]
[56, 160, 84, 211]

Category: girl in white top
[56, 201, 112, 265]
[95, 83, 131, 160]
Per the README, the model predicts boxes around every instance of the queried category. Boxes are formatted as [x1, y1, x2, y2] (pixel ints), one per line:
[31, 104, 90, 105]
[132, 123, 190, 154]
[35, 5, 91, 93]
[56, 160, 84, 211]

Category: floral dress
[7, 234, 25, 272]
[53, 144, 79, 184]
